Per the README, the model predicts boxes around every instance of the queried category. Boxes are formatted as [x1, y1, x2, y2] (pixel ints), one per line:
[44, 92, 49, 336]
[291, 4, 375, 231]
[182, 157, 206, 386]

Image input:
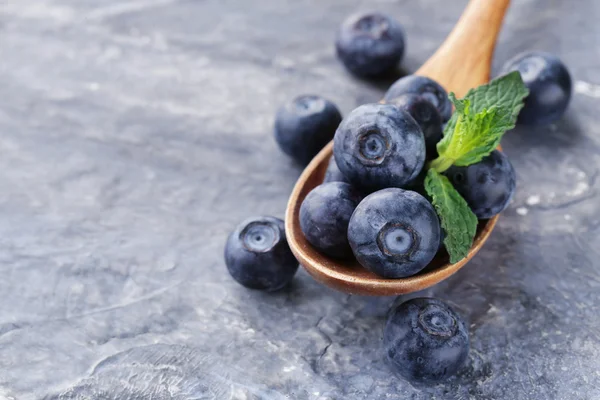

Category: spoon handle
[417, 0, 511, 97]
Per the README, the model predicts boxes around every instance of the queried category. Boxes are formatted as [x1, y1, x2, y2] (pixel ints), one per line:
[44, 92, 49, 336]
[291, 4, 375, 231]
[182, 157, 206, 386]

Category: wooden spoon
[285, 0, 511, 295]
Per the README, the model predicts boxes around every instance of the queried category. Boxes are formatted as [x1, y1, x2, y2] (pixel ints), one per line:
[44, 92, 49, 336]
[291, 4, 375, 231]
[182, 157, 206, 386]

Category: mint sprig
[425, 169, 478, 263]
[424, 71, 528, 262]
[430, 71, 529, 172]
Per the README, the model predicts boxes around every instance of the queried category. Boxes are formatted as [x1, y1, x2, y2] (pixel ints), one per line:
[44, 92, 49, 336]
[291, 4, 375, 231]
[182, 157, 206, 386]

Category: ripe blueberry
[333, 104, 425, 192]
[384, 75, 452, 122]
[274, 95, 342, 165]
[335, 12, 405, 78]
[384, 298, 469, 383]
[300, 182, 362, 258]
[438, 228, 445, 252]
[388, 93, 443, 159]
[224, 216, 298, 291]
[323, 156, 349, 184]
[446, 150, 516, 219]
[348, 188, 441, 278]
[501, 51, 572, 125]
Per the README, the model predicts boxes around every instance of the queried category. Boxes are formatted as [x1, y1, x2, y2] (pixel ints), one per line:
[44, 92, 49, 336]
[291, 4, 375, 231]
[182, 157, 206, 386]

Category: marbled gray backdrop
[0, 0, 599, 399]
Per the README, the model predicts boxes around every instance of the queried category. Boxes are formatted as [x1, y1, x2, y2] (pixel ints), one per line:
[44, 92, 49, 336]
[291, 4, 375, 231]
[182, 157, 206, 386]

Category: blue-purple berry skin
[384, 298, 470, 383]
[446, 150, 516, 219]
[388, 93, 443, 159]
[501, 51, 572, 125]
[300, 182, 362, 258]
[274, 95, 342, 165]
[348, 188, 441, 278]
[335, 12, 405, 78]
[224, 216, 298, 291]
[438, 229, 446, 252]
[333, 104, 425, 192]
[384, 75, 452, 122]
[324, 156, 349, 184]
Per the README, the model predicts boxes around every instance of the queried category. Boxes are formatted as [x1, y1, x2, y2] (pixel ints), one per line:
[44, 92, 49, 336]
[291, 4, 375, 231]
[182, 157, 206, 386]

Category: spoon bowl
[285, 0, 511, 295]
[286, 142, 498, 295]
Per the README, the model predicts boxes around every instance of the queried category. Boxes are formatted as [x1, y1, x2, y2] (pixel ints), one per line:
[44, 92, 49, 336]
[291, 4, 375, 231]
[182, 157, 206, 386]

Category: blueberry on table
[335, 12, 405, 78]
[501, 51, 572, 125]
[388, 93, 443, 159]
[446, 150, 516, 219]
[274, 95, 342, 165]
[348, 188, 441, 278]
[384, 298, 469, 383]
[384, 75, 452, 122]
[333, 104, 425, 192]
[300, 182, 362, 258]
[323, 156, 349, 183]
[224, 216, 298, 291]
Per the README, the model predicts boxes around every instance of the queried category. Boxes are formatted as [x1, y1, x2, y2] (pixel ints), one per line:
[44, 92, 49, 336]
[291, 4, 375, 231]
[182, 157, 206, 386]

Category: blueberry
[224, 216, 298, 291]
[274, 95, 342, 165]
[300, 182, 362, 258]
[501, 51, 572, 125]
[348, 188, 440, 278]
[384, 75, 452, 122]
[388, 94, 443, 159]
[333, 104, 425, 192]
[446, 150, 516, 219]
[323, 156, 349, 184]
[335, 12, 405, 78]
[438, 228, 445, 252]
[384, 298, 469, 383]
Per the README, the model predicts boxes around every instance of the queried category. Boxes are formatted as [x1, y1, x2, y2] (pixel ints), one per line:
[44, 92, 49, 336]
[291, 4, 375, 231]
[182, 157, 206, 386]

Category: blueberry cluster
[222, 10, 572, 385]
[295, 74, 518, 279]
[333, 10, 572, 125]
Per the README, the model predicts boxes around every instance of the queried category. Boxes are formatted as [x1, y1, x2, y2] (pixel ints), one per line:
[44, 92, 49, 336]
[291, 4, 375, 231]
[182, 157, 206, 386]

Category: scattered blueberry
[300, 182, 362, 258]
[388, 93, 443, 158]
[224, 216, 298, 291]
[384, 75, 452, 122]
[446, 150, 516, 219]
[348, 188, 441, 278]
[335, 12, 405, 78]
[324, 156, 349, 183]
[274, 95, 342, 165]
[501, 51, 572, 125]
[384, 297, 469, 383]
[333, 104, 425, 192]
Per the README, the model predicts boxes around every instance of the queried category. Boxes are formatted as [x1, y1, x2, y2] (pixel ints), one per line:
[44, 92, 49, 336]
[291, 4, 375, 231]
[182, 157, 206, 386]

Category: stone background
[0, 0, 599, 399]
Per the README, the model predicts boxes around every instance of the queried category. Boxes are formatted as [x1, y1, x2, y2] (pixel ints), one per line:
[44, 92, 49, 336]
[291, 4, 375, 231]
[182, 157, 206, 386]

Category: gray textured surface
[0, 0, 599, 399]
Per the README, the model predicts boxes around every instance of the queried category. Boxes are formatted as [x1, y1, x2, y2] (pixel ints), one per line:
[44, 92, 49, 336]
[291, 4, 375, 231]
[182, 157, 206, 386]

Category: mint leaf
[431, 72, 529, 171]
[435, 96, 501, 168]
[442, 71, 529, 139]
[450, 93, 467, 114]
[463, 71, 529, 120]
[424, 169, 478, 263]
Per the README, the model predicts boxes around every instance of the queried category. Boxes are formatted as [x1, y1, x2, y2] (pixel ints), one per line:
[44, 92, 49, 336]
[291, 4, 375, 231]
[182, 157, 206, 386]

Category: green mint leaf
[449, 92, 466, 114]
[440, 104, 501, 167]
[424, 169, 478, 263]
[442, 71, 529, 141]
[462, 71, 529, 120]
[432, 72, 529, 171]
